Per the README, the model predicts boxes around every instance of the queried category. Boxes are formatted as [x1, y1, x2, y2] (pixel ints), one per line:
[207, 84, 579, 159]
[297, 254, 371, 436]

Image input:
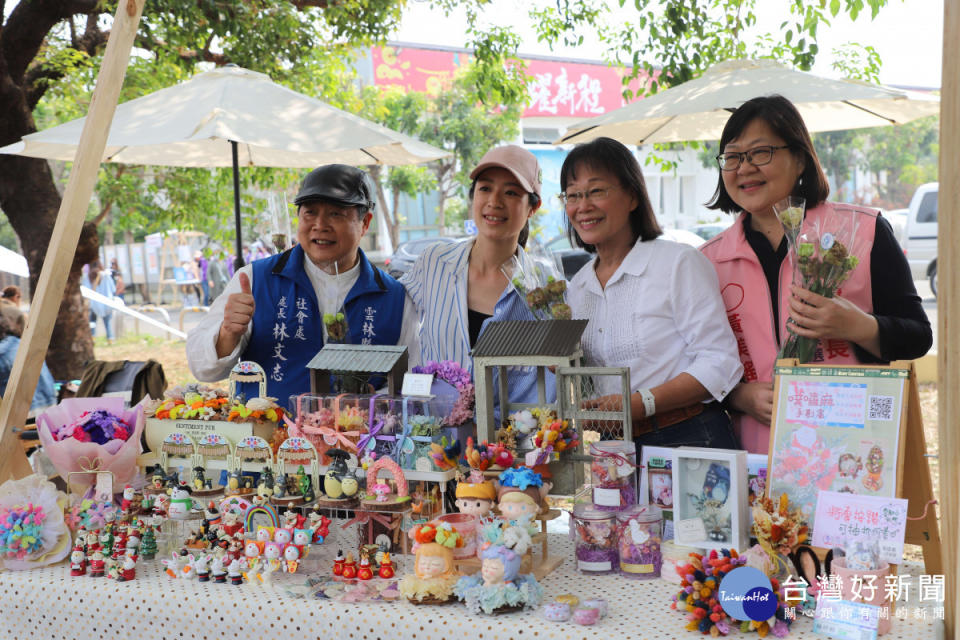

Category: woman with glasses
[402, 145, 555, 417]
[701, 95, 931, 454]
[562, 137, 743, 451]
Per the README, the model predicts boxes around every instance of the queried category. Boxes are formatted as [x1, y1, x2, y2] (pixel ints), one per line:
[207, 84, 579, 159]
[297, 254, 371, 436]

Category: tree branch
[23, 22, 109, 110]
[2, 0, 104, 83]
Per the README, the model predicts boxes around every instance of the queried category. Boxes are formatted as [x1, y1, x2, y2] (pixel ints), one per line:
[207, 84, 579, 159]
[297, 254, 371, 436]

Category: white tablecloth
[0, 529, 942, 640]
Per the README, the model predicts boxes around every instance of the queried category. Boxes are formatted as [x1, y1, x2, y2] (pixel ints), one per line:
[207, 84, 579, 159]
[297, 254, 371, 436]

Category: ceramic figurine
[228, 557, 244, 585]
[257, 467, 275, 499]
[378, 552, 395, 579]
[325, 449, 358, 499]
[194, 553, 211, 582]
[211, 554, 227, 583]
[399, 523, 463, 604]
[283, 544, 301, 573]
[341, 552, 358, 579]
[121, 485, 136, 512]
[243, 541, 263, 576]
[282, 510, 305, 530]
[70, 547, 86, 576]
[256, 526, 274, 543]
[309, 511, 331, 544]
[218, 510, 244, 539]
[192, 466, 207, 491]
[89, 550, 105, 578]
[333, 550, 345, 576]
[498, 491, 540, 526]
[292, 528, 312, 549]
[357, 548, 374, 580]
[454, 523, 544, 614]
[274, 527, 293, 547]
[455, 481, 497, 521]
[295, 465, 311, 497]
[168, 485, 195, 519]
[273, 473, 288, 499]
[139, 526, 157, 560]
[226, 469, 242, 494]
[117, 552, 137, 582]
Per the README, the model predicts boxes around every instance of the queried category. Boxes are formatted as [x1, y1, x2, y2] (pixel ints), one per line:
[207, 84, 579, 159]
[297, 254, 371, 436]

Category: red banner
[371, 45, 653, 118]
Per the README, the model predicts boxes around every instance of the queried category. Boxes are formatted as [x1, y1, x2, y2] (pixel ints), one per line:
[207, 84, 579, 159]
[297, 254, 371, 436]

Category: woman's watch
[637, 388, 656, 418]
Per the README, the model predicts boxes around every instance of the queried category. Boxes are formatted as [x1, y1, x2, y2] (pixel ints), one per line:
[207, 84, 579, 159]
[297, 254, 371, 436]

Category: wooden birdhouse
[306, 344, 408, 396]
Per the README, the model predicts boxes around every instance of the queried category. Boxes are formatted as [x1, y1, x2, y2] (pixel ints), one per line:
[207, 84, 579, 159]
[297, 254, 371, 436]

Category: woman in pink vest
[563, 137, 744, 453]
[701, 95, 932, 454]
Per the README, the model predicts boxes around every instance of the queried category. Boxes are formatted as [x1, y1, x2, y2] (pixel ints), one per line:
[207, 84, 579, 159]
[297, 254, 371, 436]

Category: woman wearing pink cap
[401, 145, 555, 414]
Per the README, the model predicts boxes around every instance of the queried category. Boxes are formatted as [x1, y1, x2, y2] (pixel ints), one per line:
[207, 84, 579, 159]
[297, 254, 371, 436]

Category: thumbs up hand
[216, 271, 255, 355]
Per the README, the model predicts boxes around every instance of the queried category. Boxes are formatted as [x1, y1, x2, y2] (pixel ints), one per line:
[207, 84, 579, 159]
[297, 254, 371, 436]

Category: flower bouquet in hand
[500, 251, 571, 320]
[778, 204, 863, 363]
[37, 397, 145, 487]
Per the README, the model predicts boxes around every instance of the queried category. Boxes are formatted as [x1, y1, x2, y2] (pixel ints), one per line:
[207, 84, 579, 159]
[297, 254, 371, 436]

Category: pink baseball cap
[469, 145, 542, 198]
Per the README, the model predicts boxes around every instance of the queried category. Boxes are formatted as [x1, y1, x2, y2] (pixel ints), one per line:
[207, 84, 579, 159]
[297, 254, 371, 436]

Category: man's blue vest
[241, 245, 405, 403]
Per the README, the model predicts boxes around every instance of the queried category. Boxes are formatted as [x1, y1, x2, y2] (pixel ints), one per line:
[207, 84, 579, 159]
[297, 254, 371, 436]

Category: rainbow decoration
[244, 504, 279, 531]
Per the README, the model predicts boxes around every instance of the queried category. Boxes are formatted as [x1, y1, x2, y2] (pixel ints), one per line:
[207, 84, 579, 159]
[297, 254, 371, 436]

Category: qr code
[868, 395, 894, 421]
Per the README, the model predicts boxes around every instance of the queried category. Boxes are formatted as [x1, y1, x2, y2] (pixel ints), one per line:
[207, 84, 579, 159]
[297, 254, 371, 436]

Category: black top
[743, 212, 932, 363]
[467, 308, 492, 348]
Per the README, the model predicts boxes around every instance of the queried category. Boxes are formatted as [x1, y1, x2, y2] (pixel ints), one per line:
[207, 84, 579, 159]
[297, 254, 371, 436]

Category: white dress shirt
[567, 237, 742, 402]
[187, 255, 420, 383]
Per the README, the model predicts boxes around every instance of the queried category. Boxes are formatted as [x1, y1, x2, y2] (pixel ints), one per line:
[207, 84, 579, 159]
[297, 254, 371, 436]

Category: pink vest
[700, 202, 878, 453]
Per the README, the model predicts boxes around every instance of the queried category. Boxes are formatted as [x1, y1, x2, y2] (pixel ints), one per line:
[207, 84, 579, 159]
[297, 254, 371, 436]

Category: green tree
[858, 116, 939, 208]
[2, 0, 518, 377]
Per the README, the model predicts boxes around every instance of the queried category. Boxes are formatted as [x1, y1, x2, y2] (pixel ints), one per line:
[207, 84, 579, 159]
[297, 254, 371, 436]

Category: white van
[904, 183, 938, 296]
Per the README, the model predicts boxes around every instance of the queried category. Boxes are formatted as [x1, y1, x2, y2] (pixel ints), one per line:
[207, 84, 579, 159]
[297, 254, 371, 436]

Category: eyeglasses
[558, 186, 617, 206]
[716, 145, 790, 171]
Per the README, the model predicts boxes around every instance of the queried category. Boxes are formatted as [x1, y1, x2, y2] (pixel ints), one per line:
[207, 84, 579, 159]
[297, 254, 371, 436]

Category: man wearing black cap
[187, 164, 419, 400]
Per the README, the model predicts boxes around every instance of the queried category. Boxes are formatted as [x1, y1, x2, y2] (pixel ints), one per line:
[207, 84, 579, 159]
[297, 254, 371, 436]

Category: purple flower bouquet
[36, 397, 145, 487]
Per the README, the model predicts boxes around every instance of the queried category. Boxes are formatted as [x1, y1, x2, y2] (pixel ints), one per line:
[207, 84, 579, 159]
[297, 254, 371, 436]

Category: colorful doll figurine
[256, 526, 274, 543]
[263, 541, 284, 572]
[89, 549, 106, 578]
[243, 541, 263, 576]
[121, 485, 136, 512]
[282, 509, 305, 530]
[333, 550, 345, 576]
[454, 523, 544, 614]
[192, 466, 206, 491]
[357, 548, 374, 580]
[497, 466, 546, 513]
[455, 481, 497, 522]
[226, 469, 242, 494]
[70, 546, 87, 576]
[228, 557, 244, 585]
[292, 528, 312, 550]
[117, 552, 137, 582]
[283, 544, 301, 574]
[168, 485, 195, 519]
[498, 491, 540, 526]
[85, 530, 100, 553]
[219, 510, 244, 539]
[398, 523, 463, 604]
[257, 467, 275, 499]
[378, 552, 395, 579]
[272, 473, 288, 499]
[309, 511, 331, 544]
[211, 554, 227, 583]
[274, 527, 293, 546]
[99, 530, 113, 553]
[341, 552, 358, 579]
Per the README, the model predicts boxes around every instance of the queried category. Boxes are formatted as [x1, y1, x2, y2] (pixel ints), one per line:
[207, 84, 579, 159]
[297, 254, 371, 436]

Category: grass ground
[95, 336, 942, 562]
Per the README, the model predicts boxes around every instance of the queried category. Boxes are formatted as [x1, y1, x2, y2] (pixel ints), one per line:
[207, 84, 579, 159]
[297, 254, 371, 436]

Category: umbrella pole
[231, 140, 244, 271]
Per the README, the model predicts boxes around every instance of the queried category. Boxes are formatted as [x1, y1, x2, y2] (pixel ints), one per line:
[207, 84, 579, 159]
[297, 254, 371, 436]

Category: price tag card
[401, 373, 435, 397]
[676, 517, 708, 544]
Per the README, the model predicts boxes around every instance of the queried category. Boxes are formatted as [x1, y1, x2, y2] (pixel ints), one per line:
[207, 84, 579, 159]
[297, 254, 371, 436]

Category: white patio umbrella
[557, 58, 940, 145]
[0, 65, 449, 262]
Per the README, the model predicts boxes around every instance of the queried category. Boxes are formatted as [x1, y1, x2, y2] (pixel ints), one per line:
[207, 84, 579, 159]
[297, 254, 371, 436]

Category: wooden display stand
[454, 508, 564, 580]
[770, 360, 941, 576]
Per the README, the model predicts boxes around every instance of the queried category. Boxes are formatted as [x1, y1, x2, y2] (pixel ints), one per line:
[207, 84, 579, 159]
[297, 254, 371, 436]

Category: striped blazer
[400, 237, 555, 414]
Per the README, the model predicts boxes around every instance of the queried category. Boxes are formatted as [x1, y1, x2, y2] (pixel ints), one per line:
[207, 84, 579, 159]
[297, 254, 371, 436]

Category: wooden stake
[938, 0, 959, 632]
[0, 0, 146, 483]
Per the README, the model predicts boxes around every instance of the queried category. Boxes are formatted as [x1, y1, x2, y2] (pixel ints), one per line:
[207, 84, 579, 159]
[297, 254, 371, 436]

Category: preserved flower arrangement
[752, 493, 808, 560]
[412, 360, 475, 426]
[778, 204, 864, 363]
[500, 253, 571, 320]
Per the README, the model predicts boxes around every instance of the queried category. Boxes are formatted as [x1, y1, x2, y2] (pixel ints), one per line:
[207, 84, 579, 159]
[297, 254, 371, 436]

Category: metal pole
[231, 140, 244, 271]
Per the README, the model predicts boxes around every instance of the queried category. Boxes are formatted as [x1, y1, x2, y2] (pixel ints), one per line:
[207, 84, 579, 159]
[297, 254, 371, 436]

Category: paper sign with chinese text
[813, 599, 880, 640]
[769, 366, 906, 536]
[812, 490, 908, 565]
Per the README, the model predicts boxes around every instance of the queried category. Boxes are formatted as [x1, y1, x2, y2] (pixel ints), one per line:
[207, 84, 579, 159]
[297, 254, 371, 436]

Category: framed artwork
[673, 448, 748, 550]
[638, 446, 676, 539]
[768, 365, 907, 536]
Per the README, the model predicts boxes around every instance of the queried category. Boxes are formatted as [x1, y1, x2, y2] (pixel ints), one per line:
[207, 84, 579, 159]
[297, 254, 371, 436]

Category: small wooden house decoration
[306, 344, 408, 395]
[471, 319, 588, 443]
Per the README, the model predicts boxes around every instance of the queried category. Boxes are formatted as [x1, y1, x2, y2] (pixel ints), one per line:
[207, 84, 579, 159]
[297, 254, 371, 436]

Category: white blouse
[567, 237, 743, 401]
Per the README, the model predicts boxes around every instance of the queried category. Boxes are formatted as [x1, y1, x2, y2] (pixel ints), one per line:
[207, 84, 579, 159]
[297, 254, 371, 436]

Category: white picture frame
[672, 448, 748, 551]
[638, 445, 677, 540]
